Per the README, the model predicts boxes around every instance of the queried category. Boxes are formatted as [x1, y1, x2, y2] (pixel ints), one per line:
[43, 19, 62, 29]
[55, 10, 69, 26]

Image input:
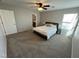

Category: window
[62, 13, 78, 30]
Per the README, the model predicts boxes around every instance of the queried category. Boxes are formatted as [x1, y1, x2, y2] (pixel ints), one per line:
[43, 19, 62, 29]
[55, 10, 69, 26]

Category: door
[0, 16, 5, 36]
[0, 16, 7, 58]
[1, 10, 17, 35]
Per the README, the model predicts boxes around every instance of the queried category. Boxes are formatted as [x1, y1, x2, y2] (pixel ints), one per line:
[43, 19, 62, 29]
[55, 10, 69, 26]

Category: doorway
[61, 13, 78, 37]
[32, 14, 37, 27]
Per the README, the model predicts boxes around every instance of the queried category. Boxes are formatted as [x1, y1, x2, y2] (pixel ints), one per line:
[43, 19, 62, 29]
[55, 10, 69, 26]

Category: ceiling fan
[35, 2, 50, 10]
[18, 0, 51, 11]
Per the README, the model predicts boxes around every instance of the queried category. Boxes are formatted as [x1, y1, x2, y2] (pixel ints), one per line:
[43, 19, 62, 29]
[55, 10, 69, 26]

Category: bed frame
[33, 22, 59, 40]
[45, 22, 59, 34]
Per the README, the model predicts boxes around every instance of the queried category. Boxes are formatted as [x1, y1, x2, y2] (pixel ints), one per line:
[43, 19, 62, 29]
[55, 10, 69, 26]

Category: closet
[0, 9, 17, 35]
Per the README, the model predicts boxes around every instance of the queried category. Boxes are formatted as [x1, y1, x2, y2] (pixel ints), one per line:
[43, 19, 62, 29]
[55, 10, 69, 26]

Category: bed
[33, 22, 59, 40]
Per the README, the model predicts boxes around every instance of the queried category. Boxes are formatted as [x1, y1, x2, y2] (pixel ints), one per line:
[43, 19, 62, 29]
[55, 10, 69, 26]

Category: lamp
[37, 7, 44, 11]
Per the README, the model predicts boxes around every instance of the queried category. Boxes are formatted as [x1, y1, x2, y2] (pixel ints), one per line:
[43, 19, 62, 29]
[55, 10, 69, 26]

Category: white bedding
[33, 25, 57, 39]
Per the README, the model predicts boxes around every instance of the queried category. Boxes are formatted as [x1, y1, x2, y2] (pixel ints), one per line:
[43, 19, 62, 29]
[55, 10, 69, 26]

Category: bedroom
[0, 0, 79, 58]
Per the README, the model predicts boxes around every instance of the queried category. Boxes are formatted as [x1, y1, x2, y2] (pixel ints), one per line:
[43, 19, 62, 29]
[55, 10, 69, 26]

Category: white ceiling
[1, 0, 79, 11]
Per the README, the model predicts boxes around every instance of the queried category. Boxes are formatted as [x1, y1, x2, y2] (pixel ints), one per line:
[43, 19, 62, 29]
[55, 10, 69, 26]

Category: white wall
[71, 23, 79, 58]
[40, 7, 79, 27]
[0, 3, 40, 32]
[15, 8, 40, 32]
[14, 8, 32, 32]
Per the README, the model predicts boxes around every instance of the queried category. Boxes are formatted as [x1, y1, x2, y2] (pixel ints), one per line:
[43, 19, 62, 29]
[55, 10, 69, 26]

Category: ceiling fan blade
[35, 3, 43, 7]
[43, 7, 47, 10]
[43, 5, 50, 7]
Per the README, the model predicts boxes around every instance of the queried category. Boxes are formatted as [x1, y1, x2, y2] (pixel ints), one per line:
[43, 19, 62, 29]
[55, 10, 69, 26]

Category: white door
[0, 16, 5, 36]
[0, 16, 7, 58]
[1, 10, 17, 35]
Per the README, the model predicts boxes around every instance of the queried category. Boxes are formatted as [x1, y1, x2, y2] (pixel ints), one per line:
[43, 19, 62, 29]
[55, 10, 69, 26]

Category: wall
[71, 22, 79, 58]
[40, 7, 79, 27]
[14, 8, 32, 32]
[0, 3, 40, 32]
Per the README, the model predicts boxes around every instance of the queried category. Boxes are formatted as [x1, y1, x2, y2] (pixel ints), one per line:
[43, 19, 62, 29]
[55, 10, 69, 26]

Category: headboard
[45, 22, 59, 33]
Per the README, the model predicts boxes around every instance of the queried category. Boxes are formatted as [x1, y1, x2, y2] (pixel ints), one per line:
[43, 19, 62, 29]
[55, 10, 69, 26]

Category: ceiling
[1, 0, 79, 11]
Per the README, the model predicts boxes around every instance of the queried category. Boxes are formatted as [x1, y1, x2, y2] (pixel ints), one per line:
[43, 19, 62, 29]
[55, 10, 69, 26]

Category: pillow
[46, 24, 56, 27]
[45, 24, 53, 27]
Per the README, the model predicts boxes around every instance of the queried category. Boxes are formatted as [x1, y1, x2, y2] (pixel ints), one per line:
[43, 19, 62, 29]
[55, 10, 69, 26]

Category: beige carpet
[7, 31, 72, 58]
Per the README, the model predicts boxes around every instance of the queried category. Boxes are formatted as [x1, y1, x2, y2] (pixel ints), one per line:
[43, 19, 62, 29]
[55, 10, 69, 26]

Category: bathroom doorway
[61, 13, 78, 37]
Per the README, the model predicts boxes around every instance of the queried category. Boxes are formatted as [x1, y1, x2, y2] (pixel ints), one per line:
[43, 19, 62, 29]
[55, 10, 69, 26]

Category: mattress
[33, 25, 57, 39]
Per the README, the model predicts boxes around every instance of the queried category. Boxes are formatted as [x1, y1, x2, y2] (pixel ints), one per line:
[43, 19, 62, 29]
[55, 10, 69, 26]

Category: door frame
[32, 14, 37, 27]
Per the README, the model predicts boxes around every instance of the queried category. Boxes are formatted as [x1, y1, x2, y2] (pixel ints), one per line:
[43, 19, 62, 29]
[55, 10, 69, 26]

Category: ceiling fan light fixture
[37, 7, 44, 11]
